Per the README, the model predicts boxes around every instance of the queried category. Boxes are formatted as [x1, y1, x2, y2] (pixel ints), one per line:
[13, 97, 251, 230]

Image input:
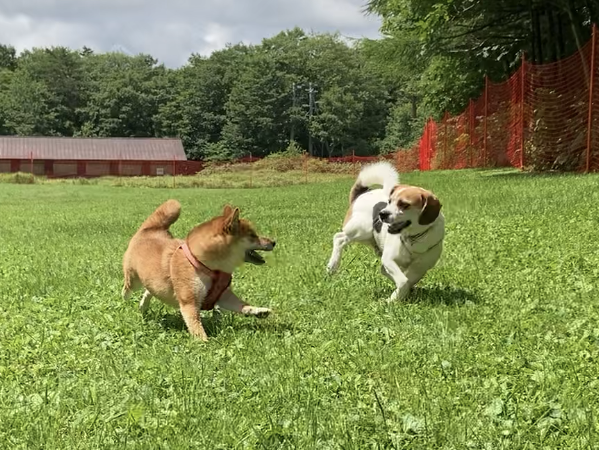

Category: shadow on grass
[373, 284, 480, 306]
[157, 310, 295, 337]
[408, 285, 480, 306]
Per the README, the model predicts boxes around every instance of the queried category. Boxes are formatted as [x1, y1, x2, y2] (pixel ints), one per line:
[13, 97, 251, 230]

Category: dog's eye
[398, 201, 410, 209]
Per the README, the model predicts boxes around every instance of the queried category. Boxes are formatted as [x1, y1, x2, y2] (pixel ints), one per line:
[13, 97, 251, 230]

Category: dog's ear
[418, 193, 441, 225]
[223, 205, 240, 234]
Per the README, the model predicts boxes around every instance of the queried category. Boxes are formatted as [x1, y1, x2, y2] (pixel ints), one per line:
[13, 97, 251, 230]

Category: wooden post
[249, 152, 253, 188]
[352, 149, 356, 178]
[586, 23, 597, 172]
[520, 52, 526, 169]
[303, 152, 308, 184]
[483, 75, 489, 167]
[172, 156, 176, 188]
[29, 151, 33, 175]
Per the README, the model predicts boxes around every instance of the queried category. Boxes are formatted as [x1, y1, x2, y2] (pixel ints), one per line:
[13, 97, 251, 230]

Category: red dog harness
[179, 243, 232, 310]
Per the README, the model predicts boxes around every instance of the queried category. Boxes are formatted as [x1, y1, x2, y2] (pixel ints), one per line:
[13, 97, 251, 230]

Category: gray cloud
[0, 0, 381, 67]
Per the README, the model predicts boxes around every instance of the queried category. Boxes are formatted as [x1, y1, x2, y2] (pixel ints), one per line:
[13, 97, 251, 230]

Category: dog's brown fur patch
[389, 186, 442, 225]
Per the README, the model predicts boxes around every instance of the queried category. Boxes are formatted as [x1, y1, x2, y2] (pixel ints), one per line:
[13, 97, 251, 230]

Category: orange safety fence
[397, 23, 599, 173]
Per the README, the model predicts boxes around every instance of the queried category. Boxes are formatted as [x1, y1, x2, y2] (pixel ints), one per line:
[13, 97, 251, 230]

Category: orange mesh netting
[403, 23, 598, 173]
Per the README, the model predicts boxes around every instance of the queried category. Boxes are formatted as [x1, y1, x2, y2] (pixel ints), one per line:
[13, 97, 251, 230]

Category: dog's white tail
[348, 161, 399, 204]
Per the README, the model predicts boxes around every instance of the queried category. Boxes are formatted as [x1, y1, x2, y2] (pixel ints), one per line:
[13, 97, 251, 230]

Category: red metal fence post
[468, 99, 474, 167]
[520, 53, 526, 169]
[443, 112, 448, 169]
[422, 120, 429, 171]
[419, 122, 425, 171]
[483, 75, 489, 167]
[428, 117, 437, 170]
[424, 121, 428, 170]
[586, 23, 597, 172]
[427, 118, 433, 170]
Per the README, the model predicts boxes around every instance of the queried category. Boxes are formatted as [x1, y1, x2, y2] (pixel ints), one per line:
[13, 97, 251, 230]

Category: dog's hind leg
[122, 277, 135, 301]
[122, 271, 142, 301]
[326, 218, 371, 274]
[122, 284, 132, 301]
[122, 270, 132, 300]
[139, 289, 153, 315]
[326, 232, 349, 274]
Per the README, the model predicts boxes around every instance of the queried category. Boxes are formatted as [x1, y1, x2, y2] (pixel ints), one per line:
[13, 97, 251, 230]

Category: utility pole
[307, 82, 316, 156]
[290, 82, 297, 143]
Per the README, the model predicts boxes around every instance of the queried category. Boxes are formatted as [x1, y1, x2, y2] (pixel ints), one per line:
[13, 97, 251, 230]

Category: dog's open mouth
[245, 249, 267, 265]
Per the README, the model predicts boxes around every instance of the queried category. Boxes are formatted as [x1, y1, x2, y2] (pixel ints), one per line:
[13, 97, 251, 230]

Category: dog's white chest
[375, 230, 413, 269]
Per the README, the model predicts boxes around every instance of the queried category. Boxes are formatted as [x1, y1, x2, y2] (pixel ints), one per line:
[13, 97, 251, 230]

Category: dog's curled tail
[348, 161, 399, 204]
[139, 199, 182, 231]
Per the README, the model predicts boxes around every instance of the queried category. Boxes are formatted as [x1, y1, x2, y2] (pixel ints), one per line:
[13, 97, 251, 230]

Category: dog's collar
[179, 243, 232, 311]
[387, 221, 411, 235]
[405, 227, 431, 242]
[403, 238, 443, 255]
[401, 226, 443, 254]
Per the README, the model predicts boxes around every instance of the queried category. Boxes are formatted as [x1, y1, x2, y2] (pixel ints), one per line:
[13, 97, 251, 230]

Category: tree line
[0, 1, 595, 160]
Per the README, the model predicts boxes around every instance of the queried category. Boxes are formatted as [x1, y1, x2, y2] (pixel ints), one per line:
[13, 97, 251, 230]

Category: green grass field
[0, 169, 351, 189]
[1, 169, 598, 449]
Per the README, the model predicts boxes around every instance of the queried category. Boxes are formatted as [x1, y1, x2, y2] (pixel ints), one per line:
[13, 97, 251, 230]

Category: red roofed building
[0, 136, 202, 177]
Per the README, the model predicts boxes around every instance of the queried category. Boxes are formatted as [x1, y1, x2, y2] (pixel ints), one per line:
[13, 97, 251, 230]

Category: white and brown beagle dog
[326, 161, 444, 302]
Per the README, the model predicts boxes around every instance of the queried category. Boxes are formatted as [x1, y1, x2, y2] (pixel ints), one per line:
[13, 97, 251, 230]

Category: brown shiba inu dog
[122, 200, 276, 341]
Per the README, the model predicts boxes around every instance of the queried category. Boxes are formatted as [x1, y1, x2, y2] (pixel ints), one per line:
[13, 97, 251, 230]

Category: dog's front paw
[326, 261, 339, 275]
[385, 285, 410, 303]
[244, 306, 271, 318]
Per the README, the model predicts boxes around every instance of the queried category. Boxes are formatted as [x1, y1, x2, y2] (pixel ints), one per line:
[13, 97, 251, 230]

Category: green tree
[0, 44, 17, 71]
[2, 73, 56, 135]
[221, 47, 292, 158]
[79, 53, 167, 137]
[156, 44, 252, 159]
[16, 47, 87, 135]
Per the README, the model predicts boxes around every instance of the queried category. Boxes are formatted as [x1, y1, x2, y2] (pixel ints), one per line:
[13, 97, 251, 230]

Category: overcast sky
[0, 0, 382, 67]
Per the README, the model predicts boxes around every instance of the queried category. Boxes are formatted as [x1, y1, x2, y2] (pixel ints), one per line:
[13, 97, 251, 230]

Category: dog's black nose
[379, 211, 390, 221]
[271, 241, 276, 248]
